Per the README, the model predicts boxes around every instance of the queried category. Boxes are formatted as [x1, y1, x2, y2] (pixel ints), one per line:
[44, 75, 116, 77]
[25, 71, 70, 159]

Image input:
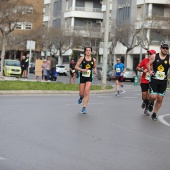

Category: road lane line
[158, 114, 170, 127]
[0, 157, 7, 160]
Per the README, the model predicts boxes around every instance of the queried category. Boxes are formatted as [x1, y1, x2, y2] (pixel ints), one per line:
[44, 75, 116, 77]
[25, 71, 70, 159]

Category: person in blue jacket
[114, 58, 126, 96]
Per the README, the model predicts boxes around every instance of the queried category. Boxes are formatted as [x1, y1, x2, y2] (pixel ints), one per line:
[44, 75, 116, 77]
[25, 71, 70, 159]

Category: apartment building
[3, 0, 44, 59]
[113, 0, 170, 70]
[43, 0, 103, 64]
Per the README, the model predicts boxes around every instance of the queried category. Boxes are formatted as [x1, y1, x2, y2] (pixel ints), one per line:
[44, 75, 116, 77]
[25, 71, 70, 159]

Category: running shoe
[144, 109, 150, 116]
[141, 102, 146, 109]
[151, 113, 157, 121]
[78, 98, 82, 104]
[81, 107, 86, 114]
[116, 91, 120, 96]
[148, 102, 154, 112]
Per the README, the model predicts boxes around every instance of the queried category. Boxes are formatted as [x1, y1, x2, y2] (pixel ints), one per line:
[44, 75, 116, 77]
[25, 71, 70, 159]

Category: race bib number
[116, 68, 121, 72]
[82, 70, 91, 77]
[145, 72, 151, 81]
[155, 71, 165, 80]
[72, 70, 75, 73]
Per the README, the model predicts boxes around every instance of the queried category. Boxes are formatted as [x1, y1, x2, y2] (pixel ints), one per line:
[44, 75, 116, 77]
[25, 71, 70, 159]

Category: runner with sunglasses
[147, 42, 170, 121]
[137, 49, 156, 115]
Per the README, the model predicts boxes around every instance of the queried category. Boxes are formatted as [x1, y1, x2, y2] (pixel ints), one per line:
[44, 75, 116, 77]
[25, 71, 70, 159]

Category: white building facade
[112, 0, 170, 70]
[43, 0, 103, 66]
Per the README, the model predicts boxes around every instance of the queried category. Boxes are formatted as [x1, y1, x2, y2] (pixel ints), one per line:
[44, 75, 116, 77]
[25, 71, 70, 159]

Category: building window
[24, 22, 32, 30]
[15, 22, 32, 30]
[15, 23, 22, 29]
[26, 7, 33, 14]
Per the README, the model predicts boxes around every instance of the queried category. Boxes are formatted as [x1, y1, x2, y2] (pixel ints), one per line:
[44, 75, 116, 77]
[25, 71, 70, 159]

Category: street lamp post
[101, 0, 110, 90]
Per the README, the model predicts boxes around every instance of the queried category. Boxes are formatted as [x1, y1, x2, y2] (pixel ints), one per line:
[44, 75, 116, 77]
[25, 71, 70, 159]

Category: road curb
[0, 89, 115, 95]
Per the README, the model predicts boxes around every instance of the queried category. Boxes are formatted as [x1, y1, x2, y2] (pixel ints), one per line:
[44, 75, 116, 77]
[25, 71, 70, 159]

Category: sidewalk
[0, 76, 115, 95]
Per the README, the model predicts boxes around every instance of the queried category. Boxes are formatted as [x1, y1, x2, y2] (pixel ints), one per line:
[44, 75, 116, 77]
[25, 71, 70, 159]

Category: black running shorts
[150, 78, 167, 96]
[140, 83, 150, 92]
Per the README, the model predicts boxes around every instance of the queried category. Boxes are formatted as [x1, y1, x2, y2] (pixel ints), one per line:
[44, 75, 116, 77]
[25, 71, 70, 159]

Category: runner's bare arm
[75, 57, 87, 72]
[93, 58, 97, 75]
[147, 55, 155, 75]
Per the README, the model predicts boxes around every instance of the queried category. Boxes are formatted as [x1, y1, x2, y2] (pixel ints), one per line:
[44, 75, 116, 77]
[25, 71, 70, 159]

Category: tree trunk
[0, 34, 7, 76]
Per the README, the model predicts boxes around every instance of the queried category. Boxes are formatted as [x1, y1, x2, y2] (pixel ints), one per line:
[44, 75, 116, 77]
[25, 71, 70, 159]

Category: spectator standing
[46, 56, 51, 81]
[41, 59, 47, 81]
[24, 53, 30, 78]
[69, 59, 76, 84]
[51, 55, 57, 81]
[21, 55, 26, 78]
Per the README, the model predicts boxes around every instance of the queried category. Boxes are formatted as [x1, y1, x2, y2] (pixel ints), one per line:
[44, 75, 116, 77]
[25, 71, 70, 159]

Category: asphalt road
[0, 84, 170, 170]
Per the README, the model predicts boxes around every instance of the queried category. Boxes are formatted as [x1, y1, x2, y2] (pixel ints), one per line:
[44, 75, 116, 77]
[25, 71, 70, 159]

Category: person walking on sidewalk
[114, 58, 126, 96]
[75, 47, 97, 114]
[147, 42, 170, 121]
[136, 49, 156, 115]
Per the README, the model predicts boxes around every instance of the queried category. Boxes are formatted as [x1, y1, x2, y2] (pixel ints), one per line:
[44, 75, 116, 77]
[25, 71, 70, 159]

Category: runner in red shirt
[136, 49, 156, 115]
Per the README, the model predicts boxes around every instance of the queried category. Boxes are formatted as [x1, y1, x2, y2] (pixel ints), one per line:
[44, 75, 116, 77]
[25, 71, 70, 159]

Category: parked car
[56, 65, 67, 76]
[3, 59, 21, 77]
[97, 64, 113, 80]
[107, 68, 136, 82]
[123, 68, 136, 82]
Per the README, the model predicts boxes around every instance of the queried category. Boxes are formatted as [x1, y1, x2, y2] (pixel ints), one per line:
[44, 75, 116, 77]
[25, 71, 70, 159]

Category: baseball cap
[147, 49, 156, 54]
[161, 42, 169, 48]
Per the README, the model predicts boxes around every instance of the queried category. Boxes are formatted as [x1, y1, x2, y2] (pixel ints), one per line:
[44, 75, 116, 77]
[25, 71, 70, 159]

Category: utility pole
[139, 0, 146, 63]
[101, 0, 110, 90]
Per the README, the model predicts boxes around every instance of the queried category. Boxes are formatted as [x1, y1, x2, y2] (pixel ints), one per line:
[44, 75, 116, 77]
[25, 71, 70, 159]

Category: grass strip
[0, 81, 112, 91]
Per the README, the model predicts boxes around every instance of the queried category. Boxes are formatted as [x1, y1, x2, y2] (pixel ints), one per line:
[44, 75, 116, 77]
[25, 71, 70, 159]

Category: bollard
[134, 76, 139, 86]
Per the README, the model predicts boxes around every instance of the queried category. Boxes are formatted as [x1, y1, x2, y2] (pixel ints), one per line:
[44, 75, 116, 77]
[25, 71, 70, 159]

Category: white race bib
[145, 72, 151, 81]
[72, 70, 75, 73]
[116, 68, 121, 72]
[155, 71, 165, 80]
[82, 70, 91, 77]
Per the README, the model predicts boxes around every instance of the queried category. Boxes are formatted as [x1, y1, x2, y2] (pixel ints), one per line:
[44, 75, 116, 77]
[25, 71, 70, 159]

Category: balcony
[64, 26, 102, 38]
[137, 0, 170, 5]
[44, 0, 51, 5]
[64, 7, 103, 19]
[43, 16, 49, 22]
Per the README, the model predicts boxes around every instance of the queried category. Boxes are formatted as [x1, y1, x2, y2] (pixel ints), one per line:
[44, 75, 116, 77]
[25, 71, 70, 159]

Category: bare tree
[0, 0, 37, 75]
[44, 27, 73, 64]
[111, 23, 140, 65]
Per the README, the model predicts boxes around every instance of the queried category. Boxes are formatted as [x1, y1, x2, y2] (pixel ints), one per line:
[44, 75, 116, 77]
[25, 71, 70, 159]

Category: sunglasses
[162, 47, 169, 50]
[117, 60, 120, 61]
[147, 53, 152, 55]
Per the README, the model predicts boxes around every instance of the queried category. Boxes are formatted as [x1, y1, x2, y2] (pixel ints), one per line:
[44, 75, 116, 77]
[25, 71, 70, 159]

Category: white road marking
[66, 103, 104, 106]
[123, 97, 138, 99]
[158, 114, 170, 127]
[0, 157, 7, 160]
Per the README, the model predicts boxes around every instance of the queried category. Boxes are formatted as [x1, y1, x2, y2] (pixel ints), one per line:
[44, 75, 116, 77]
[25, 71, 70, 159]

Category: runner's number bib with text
[82, 70, 91, 77]
[155, 71, 165, 80]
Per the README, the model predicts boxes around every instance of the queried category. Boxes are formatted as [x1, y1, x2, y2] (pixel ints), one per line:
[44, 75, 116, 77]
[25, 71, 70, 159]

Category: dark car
[97, 64, 113, 80]
[107, 68, 136, 82]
